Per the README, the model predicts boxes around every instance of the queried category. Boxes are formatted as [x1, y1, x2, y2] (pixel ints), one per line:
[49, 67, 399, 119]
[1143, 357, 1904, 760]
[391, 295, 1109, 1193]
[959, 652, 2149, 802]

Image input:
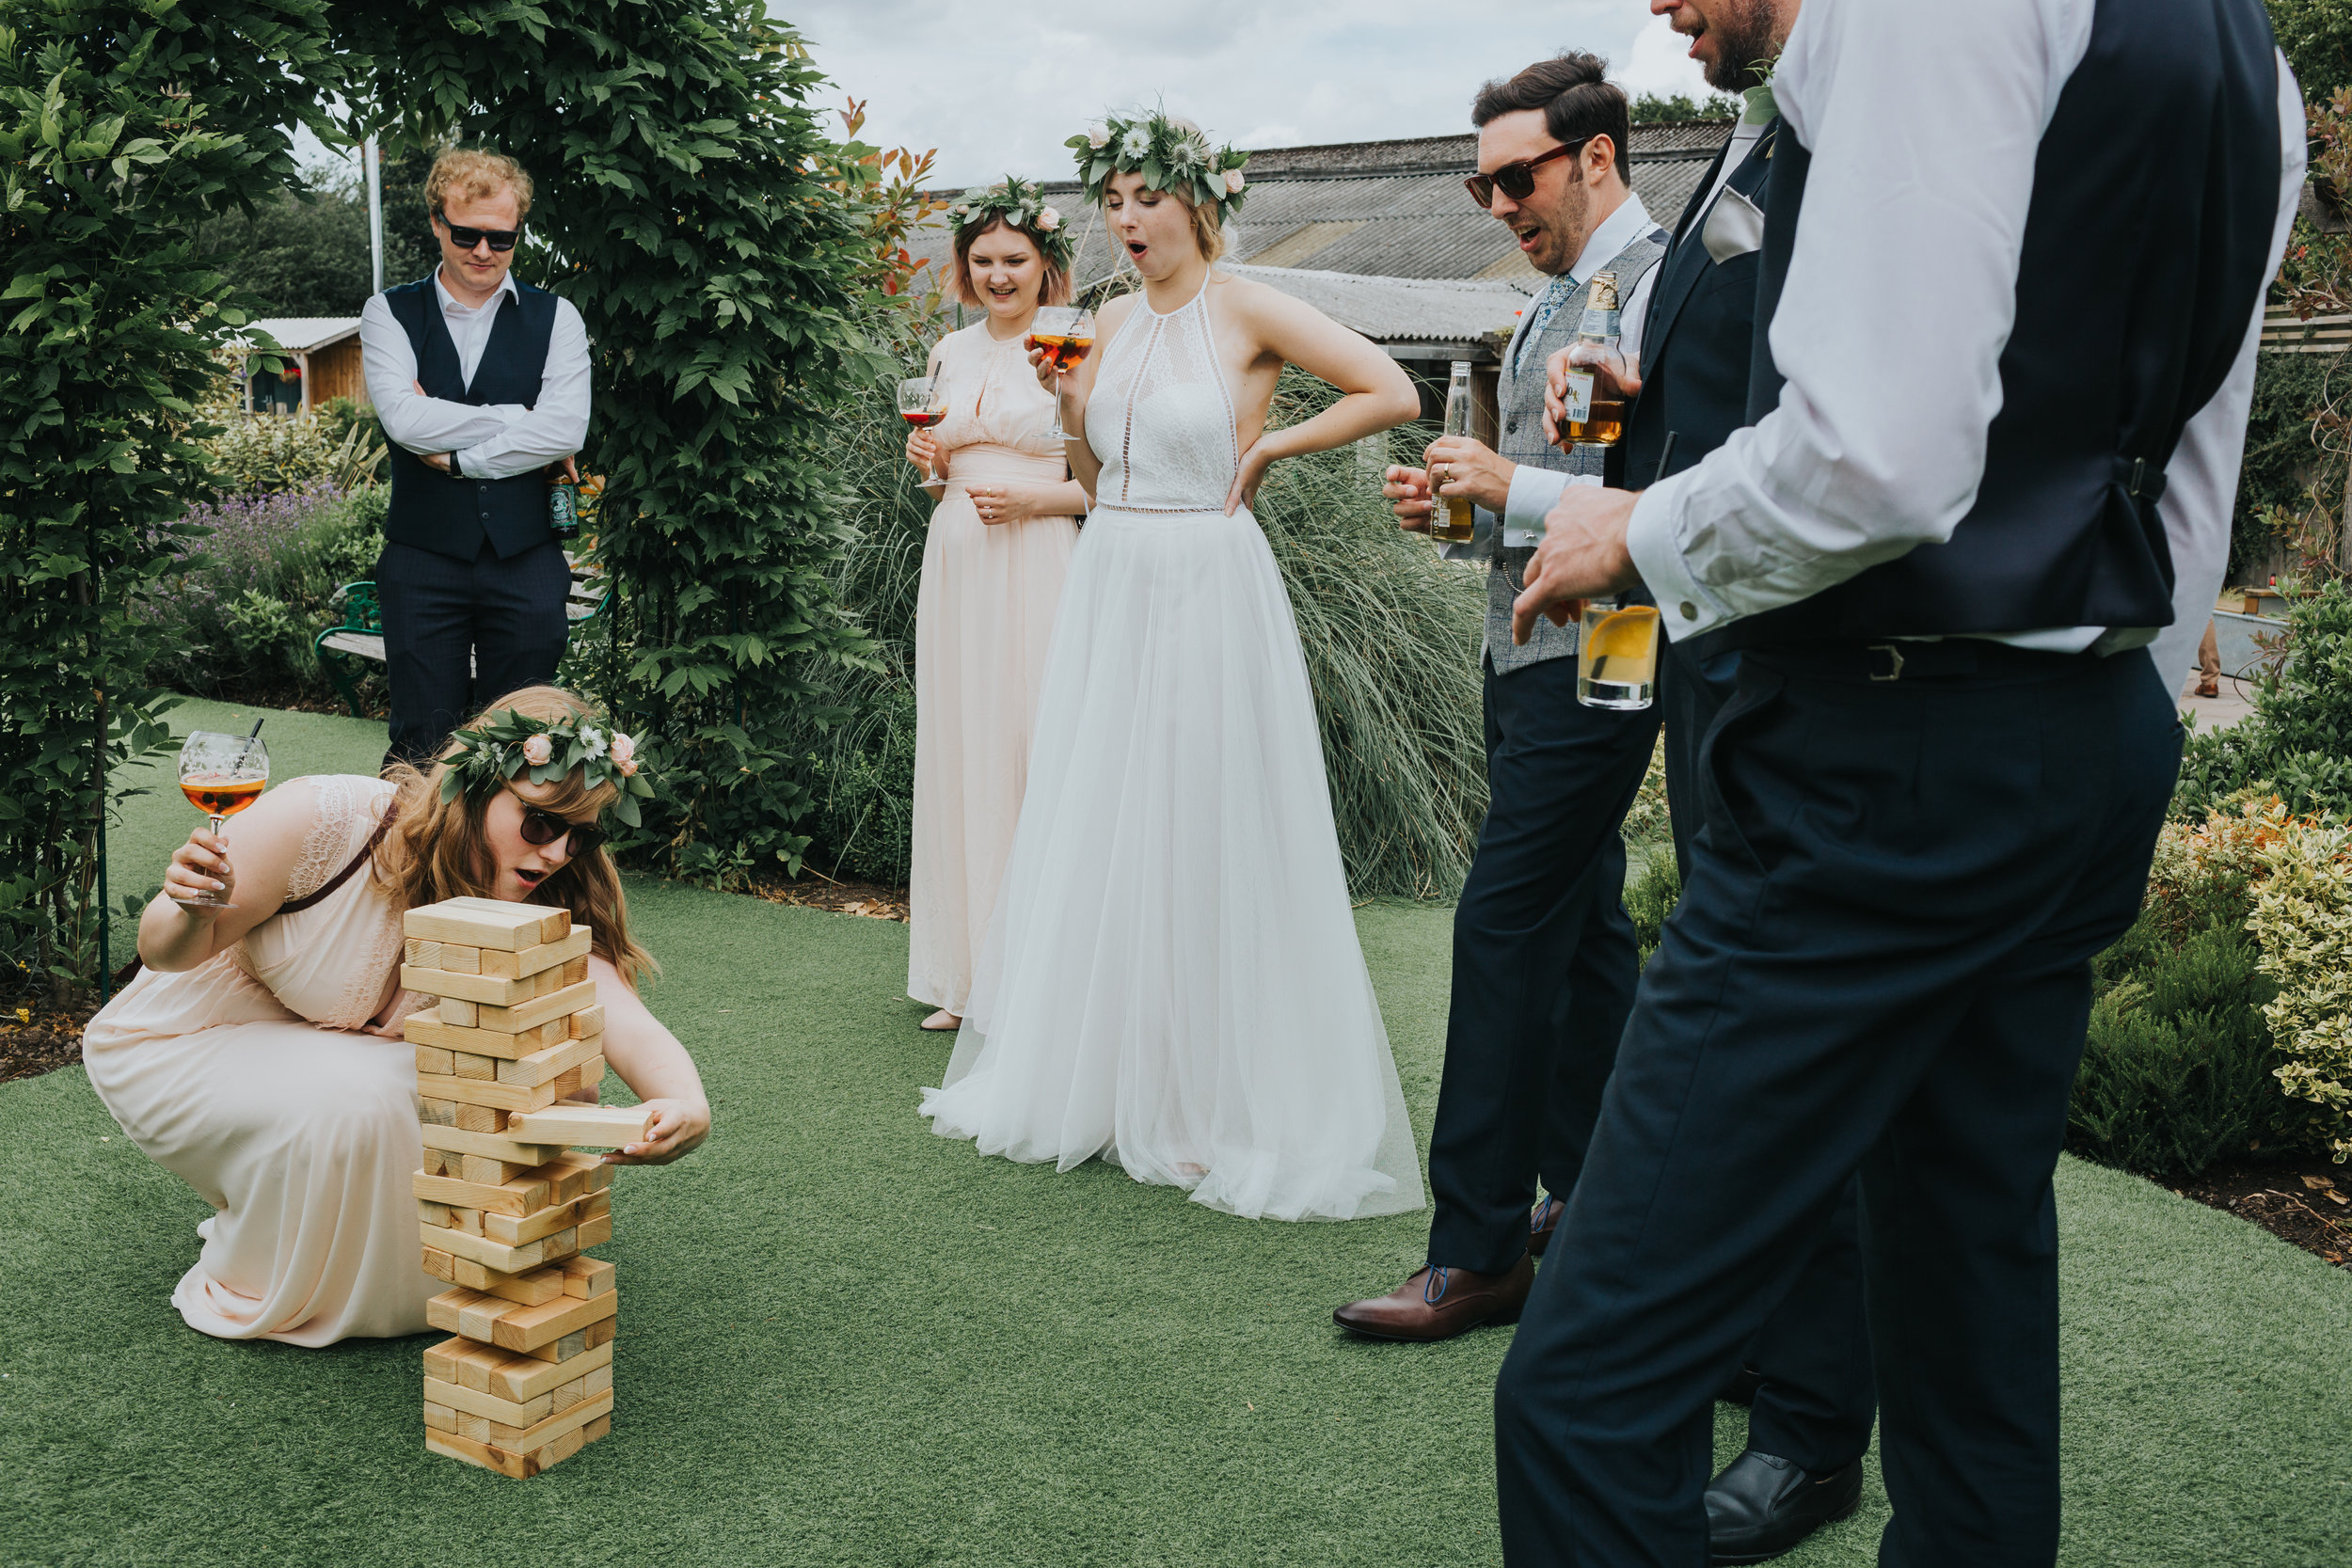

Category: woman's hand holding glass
[164, 825, 235, 911]
[903, 422, 946, 483]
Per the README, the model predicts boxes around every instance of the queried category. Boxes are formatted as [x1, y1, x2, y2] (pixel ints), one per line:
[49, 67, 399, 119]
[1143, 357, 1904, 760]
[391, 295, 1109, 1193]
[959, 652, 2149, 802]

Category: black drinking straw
[236, 716, 264, 770]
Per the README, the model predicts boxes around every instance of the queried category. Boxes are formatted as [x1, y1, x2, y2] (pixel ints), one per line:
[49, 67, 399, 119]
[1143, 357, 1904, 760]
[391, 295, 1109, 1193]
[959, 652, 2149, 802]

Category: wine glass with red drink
[898, 375, 949, 488]
[177, 729, 270, 909]
[1026, 307, 1096, 441]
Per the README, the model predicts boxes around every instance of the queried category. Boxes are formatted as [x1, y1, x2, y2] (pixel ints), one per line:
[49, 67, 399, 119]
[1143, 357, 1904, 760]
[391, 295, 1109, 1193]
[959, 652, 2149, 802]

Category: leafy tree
[2271, 0, 2352, 102]
[193, 164, 438, 318]
[1629, 89, 1740, 123]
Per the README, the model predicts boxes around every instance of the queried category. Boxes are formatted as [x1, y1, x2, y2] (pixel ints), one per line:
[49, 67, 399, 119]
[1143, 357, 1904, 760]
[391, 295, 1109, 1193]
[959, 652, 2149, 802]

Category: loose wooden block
[474, 978, 597, 1035]
[475, 1264, 565, 1306]
[428, 1284, 619, 1354]
[558, 1255, 613, 1299]
[423, 1401, 456, 1434]
[548, 1151, 612, 1203]
[414, 1044, 456, 1077]
[451, 1051, 496, 1082]
[459, 1152, 533, 1186]
[478, 925, 592, 980]
[401, 964, 539, 1007]
[521, 1312, 617, 1363]
[484, 1188, 607, 1247]
[568, 1004, 605, 1040]
[404, 900, 568, 952]
[419, 1122, 564, 1168]
[415, 1071, 562, 1115]
[414, 1168, 553, 1218]
[494, 1031, 602, 1089]
[549, 1055, 604, 1099]
[484, 1389, 613, 1453]
[417, 1096, 456, 1127]
[576, 1212, 613, 1248]
[405, 1010, 570, 1062]
[453, 1101, 509, 1134]
[480, 1338, 612, 1403]
[426, 1373, 553, 1428]
[438, 1222, 577, 1275]
[439, 996, 478, 1027]
[506, 1104, 651, 1148]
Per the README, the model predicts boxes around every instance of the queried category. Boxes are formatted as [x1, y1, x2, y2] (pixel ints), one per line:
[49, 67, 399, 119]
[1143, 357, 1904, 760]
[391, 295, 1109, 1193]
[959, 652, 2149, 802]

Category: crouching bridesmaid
[83, 686, 710, 1346]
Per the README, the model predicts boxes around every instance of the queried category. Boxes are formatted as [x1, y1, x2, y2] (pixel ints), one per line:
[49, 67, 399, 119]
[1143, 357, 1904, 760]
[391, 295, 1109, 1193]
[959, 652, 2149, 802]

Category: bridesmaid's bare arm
[579, 955, 711, 1165]
[136, 776, 326, 971]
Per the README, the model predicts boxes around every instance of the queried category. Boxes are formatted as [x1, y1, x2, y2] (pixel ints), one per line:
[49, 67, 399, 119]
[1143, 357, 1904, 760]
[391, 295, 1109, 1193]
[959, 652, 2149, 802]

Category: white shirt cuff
[1626, 477, 1727, 641]
[1503, 465, 1568, 534]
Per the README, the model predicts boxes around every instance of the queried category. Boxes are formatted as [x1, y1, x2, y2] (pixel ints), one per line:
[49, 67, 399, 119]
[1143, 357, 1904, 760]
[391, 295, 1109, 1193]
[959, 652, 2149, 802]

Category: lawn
[3, 698, 2347, 1565]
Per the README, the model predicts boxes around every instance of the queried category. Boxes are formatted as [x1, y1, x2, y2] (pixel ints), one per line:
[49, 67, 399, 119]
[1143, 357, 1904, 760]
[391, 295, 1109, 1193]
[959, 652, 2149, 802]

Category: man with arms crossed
[360, 148, 590, 764]
[1500, 2, 2302, 1562]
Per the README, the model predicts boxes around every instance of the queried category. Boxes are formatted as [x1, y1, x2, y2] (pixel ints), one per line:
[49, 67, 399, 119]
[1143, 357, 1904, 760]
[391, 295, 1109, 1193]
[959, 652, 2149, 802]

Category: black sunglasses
[509, 790, 607, 858]
[1464, 138, 1591, 210]
[435, 209, 521, 252]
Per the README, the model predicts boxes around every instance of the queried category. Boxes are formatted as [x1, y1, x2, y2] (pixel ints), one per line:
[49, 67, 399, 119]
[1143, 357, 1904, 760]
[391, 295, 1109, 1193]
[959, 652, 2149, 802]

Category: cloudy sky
[777, 2, 1713, 189]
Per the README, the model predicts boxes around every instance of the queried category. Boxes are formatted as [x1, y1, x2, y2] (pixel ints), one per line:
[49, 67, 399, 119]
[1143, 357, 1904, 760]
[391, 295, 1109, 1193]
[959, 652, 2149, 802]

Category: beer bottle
[1559, 273, 1629, 447]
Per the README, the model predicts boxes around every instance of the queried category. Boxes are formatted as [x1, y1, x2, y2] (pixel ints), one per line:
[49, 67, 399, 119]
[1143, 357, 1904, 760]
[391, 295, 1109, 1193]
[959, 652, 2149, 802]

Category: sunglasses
[1464, 138, 1591, 210]
[435, 210, 521, 252]
[507, 788, 607, 858]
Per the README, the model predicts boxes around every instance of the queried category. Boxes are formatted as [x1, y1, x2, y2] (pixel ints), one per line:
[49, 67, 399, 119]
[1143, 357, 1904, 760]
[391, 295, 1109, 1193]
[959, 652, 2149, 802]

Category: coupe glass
[1027, 306, 1096, 441]
[177, 730, 270, 908]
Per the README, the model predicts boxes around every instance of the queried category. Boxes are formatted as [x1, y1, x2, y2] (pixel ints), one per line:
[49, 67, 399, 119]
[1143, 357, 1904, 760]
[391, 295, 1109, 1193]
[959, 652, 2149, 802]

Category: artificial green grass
[5, 699, 2348, 1564]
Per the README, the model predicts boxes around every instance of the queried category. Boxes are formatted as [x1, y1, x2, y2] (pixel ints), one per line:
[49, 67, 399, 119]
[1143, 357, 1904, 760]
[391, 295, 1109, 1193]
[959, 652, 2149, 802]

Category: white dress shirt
[1499, 191, 1661, 541]
[1622, 0, 2305, 665]
[360, 267, 593, 482]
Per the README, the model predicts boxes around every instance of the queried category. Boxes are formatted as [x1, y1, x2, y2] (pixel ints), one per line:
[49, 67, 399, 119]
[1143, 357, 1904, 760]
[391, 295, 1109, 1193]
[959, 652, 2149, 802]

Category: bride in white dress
[920, 112, 1427, 1222]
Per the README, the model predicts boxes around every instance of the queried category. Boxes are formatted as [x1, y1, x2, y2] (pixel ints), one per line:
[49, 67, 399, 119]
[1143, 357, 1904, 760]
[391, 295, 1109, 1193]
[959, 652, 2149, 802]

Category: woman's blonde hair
[425, 147, 534, 220]
[375, 686, 654, 986]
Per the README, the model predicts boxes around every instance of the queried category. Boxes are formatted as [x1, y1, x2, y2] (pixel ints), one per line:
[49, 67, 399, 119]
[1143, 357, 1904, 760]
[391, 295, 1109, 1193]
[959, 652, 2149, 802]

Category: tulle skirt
[919, 505, 1425, 1222]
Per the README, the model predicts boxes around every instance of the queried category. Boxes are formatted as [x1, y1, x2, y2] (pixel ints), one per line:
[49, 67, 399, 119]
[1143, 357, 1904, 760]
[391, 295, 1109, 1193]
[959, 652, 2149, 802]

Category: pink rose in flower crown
[521, 734, 553, 766]
[610, 732, 635, 766]
[617, 756, 639, 778]
[1223, 168, 1247, 196]
[1036, 206, 1062, 232]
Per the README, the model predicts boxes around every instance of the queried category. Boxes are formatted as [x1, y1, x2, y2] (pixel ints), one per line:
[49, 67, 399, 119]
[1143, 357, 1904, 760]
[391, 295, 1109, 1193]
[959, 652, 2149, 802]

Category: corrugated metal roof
[1220, 263, 1534, 343]
[243, 317, 362, 353]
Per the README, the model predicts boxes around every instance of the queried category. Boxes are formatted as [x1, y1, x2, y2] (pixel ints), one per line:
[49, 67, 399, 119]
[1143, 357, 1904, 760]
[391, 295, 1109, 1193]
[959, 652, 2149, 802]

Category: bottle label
[1578, 307, 1620, 340]
[1564, 370, 1595, 423]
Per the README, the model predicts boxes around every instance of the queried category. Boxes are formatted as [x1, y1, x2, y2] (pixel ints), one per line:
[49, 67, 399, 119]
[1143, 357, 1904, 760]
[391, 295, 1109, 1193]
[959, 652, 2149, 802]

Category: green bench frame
[313, 552, 610, 719]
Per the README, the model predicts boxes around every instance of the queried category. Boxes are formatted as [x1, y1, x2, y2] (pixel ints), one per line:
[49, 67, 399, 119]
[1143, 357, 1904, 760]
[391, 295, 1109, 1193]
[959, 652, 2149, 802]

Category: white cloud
[779, 1, 1712, 187]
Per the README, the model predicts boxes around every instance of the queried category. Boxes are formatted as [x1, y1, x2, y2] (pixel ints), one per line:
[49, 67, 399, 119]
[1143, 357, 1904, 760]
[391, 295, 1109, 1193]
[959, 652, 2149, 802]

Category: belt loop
[1867, 644, 1905, 682]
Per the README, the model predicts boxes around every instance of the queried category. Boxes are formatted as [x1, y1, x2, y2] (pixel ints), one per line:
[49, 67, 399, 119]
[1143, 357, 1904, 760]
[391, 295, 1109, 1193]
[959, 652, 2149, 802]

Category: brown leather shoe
[1332, 1254, 1534, 1341]
[1528, 1195, 1566, 1258]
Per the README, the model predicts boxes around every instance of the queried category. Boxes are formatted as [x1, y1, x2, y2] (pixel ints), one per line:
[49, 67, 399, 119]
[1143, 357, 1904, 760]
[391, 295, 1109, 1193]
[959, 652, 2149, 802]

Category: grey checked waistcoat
[1466, 224, 1670, 675]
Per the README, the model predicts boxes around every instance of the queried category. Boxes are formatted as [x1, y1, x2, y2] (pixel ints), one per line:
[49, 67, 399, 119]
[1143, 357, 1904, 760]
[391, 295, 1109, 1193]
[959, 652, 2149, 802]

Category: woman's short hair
[1470, 53, 1633, 188]
[949, 216, 1073, 309]
[425, 148, 535, 220]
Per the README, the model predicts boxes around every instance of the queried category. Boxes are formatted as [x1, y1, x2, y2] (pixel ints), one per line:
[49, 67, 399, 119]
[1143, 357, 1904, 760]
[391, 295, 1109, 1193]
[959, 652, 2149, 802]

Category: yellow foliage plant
[2249, 816, 2352, 1161]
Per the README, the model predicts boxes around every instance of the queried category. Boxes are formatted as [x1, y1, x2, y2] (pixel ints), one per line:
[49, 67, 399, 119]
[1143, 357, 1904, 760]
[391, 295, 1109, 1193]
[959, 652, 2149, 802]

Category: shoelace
[1422, 1267, 1452, 1305]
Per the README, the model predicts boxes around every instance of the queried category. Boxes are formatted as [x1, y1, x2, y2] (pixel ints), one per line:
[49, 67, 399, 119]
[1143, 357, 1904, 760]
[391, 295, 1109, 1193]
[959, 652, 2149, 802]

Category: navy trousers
[376, 539, 571, 764]
[1424, 654, 1659, 1275]
[1660, 631, 1878, 1475]
[1495, 645, 2181, 1567]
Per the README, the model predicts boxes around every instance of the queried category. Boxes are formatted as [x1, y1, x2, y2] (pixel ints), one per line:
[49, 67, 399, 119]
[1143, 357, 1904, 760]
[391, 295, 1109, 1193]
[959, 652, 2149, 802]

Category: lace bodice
[933, 323, 1063, 460]
[1086, 282, 1241, 512]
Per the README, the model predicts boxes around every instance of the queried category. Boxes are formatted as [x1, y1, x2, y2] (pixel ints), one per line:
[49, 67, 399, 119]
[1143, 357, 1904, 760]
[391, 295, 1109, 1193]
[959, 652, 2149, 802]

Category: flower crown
[947, 176, 1074, 267]
[437, 709, 655, 829]
[1067, 110, 1250, 219]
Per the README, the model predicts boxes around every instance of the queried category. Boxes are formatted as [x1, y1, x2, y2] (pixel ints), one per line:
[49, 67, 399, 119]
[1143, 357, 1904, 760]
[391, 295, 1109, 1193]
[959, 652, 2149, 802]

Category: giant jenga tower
[402, 896, 651, 1478]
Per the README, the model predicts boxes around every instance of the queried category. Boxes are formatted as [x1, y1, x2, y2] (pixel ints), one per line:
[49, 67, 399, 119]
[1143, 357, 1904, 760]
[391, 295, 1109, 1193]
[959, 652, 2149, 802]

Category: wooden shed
[244, 317, 368, 415]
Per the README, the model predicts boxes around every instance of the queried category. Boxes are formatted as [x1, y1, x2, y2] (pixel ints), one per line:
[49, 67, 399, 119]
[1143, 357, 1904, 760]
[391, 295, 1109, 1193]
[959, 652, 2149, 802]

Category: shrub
[2250, 817, 2352, 1160]
[2175, 578, 2352, 820]
[200, 404, 386, 494]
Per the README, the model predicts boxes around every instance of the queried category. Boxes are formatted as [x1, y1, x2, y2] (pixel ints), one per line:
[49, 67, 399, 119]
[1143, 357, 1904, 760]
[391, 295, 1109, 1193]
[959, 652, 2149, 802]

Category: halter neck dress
[918, 281, 1424, 1222]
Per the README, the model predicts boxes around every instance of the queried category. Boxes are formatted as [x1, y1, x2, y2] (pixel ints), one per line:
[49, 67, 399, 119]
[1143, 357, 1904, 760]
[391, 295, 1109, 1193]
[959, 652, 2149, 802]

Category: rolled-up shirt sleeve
[449, 299, 591, 481]
[1624, 0, 2078, 639]
[359, 293, 523, 456]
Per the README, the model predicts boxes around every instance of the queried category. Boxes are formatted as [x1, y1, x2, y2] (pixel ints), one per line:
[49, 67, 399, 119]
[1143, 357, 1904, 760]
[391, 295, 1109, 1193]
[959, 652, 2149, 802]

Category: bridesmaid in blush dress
[905, 179, 1089, 1032]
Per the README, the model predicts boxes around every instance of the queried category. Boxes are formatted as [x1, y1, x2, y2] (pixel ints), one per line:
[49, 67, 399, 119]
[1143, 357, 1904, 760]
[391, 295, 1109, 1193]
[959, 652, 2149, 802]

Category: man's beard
[1536, 182, 1590, 276]
[1701, 0, 1779, 92]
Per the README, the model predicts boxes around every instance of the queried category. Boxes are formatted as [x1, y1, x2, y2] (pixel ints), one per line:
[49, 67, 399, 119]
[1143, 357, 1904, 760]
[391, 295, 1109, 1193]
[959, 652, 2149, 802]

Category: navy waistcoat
[1736, 0, 2280, 645]
[382, 277, 561, 562]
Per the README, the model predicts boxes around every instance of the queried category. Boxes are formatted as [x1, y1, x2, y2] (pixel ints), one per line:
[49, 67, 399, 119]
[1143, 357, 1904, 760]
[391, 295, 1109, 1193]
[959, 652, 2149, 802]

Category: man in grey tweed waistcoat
[1335, 55, 1668, 1339]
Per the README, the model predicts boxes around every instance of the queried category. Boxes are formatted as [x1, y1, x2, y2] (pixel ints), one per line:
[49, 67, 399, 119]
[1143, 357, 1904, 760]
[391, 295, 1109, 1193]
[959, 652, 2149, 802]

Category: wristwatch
[448, 451, 465, 479]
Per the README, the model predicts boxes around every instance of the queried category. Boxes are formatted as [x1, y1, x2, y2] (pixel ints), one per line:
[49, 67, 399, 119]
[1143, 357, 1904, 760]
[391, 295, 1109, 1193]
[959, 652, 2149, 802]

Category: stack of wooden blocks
[404, 895, 642, 1479]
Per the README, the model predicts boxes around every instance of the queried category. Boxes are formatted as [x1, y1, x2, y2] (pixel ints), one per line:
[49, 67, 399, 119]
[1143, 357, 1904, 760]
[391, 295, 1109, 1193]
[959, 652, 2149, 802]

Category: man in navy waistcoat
[1497, 1, 2303, 1562]
[358, 148, 590, 763]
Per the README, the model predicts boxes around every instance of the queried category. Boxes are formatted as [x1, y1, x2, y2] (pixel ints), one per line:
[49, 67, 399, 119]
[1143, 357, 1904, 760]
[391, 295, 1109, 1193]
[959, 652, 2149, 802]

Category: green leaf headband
[946, 176, 1075, 268]
[1066, 110, 1250, 220]
[437, 709, 655, 830]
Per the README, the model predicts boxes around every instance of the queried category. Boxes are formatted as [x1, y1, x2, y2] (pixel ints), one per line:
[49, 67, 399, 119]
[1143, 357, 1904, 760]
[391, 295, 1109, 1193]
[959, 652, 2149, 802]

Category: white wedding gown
[918, 279, 1424, 1222]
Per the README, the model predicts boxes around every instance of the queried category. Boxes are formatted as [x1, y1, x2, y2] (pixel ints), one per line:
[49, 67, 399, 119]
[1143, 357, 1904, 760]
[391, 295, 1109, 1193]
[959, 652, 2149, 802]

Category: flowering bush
[2250, 817, 2352, 1160]
[200, 402, 385, 493]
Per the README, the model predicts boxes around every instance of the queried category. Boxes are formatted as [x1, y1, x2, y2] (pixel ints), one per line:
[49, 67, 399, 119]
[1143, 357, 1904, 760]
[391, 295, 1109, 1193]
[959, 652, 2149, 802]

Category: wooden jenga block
[405, 1010, 571, 1061]
[403, 901, 568, 952]
[453, 1101, 509, 1134]
[521, 1312, 617, 1364]
[478, 925, 592, 980]
[427, 1374, 557, 1428]
[415, 1071, 563, 1115]
[481, 1389, 613, 1453]
[405, 937, 438, 969]
[401, 965, 546, 1007]
[428, 1284, 617, 1354]
[562, 954, 589, 987]
[423, 1401, 456, 1434]
[459, 1153, 534, 1186]
[414, 1167, 554, 1218]
[549, 1055, 604, 1100]
[435, 1335, 612, 1402]
[506, 1104, 651, 1148]
[548, 1373, 588, 1414]
[421, 1244, 455, 1283]
[420, 1148, 449, 1178]
[483, 1188, 607, 1247]
[446, 1255, 567, 1301]
[568, 1004, 604, 1040]
[419, 1122, 564, 1168]
[560, 1255, 613, 1298]
[473, 979, 597, 1035]
[418, 1198, 453, 1229]
[414, 1045, 456, 1077]
[576, 1212, 613, 1248]
[495, 1031, 602, 1089]
[418, 1095, 456, 1126]
[439, 996, 478, 1027]
[437, 1222, 578, 1275]
[451, 1051, 496, 1082]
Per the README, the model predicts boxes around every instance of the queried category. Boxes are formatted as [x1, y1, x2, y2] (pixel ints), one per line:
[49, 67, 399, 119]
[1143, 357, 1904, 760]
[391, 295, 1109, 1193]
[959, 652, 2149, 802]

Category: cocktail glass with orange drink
[177, 729, 270, 908]
[1577, 602, 1661, 710]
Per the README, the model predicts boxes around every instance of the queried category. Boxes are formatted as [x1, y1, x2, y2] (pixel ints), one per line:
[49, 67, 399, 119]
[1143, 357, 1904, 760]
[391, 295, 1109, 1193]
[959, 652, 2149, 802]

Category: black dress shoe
[1526, 1195, 1565, 1258]
[1718, 1363, 1763, 1406]
[1705, 1449, 1864, 1564]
